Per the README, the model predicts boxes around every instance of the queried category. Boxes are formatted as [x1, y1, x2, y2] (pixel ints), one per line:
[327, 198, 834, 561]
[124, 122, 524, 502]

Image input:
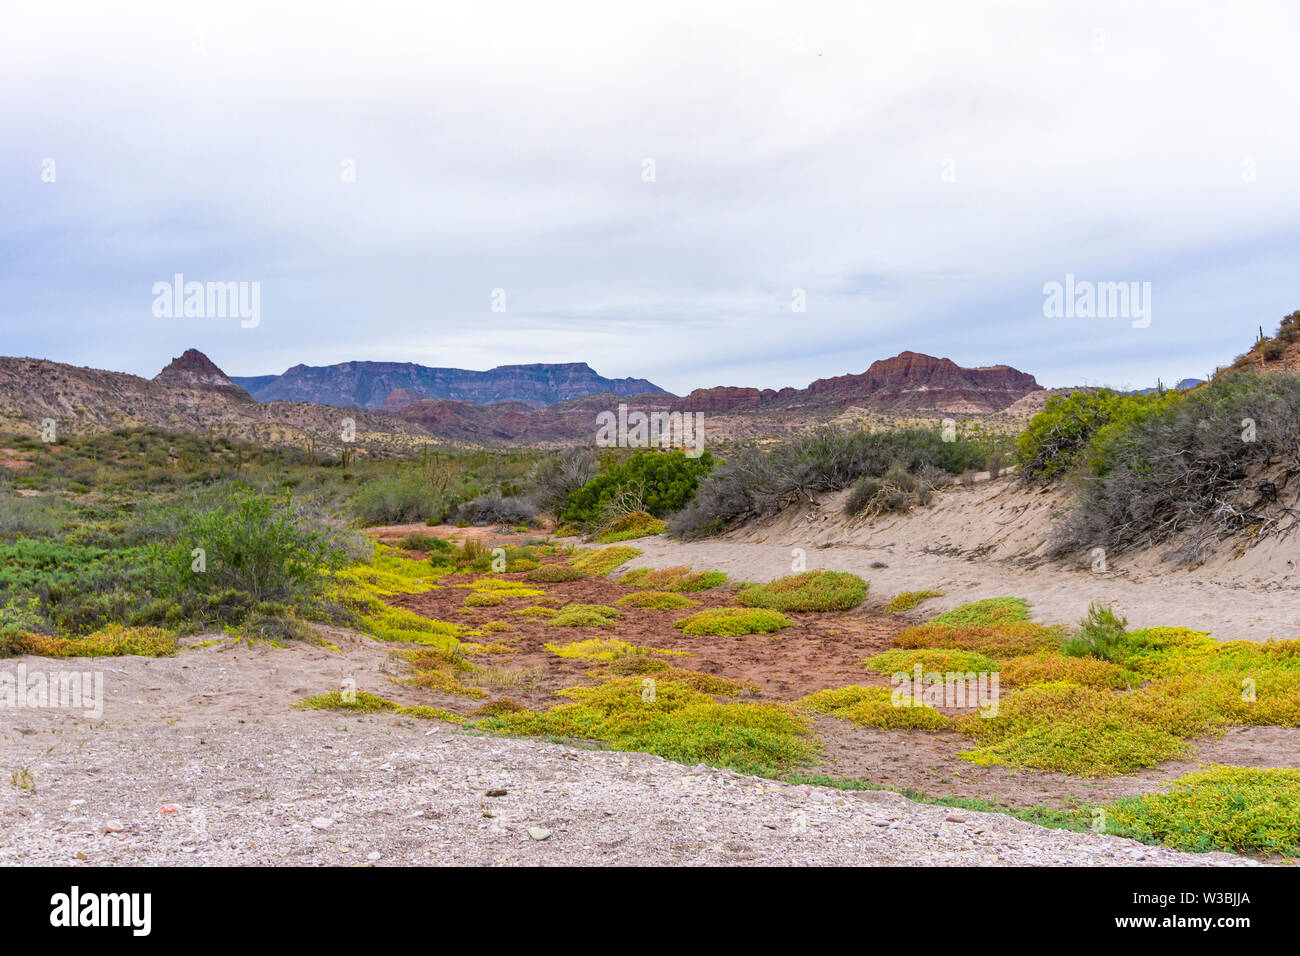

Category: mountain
[231, 361, 666, 409]
[0, 347, 1042, 450]
[0, 351, 429, 453]
[673, 351, 1041, 417]
[154, 349, 253, 399]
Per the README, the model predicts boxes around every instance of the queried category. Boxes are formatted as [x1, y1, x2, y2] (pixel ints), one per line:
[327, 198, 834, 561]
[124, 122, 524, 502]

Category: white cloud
[3, 0, 1298, 392]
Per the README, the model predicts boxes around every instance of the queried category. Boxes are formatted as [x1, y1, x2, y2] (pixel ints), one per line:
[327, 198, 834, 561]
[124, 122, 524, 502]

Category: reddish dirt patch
[389, 563, 901, 703]
[378, 552, 1300, 813]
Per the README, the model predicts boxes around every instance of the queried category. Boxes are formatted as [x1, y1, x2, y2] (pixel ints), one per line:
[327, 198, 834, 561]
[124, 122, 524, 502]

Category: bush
[526, 447, 599, 517]
[452, 495, 537, 528]
[617, 566, 727, 591]
[735, 570, 867, 612]
[561, 450, 715, 529]
[171, 489, 348, 604]
[548, 604, 621, 627]
[672, 426, 1004, 537]
[1061, 602, 1129, 659]
[354, 470, 456, 525]
[593, 511, 667, 543]
[615, 591, 700, 610]
[567, 546, 642, 576]
[673, 607, 791, 636]
[1052, 372, 1300, 561]
[884, 589, 943, 613]
[524, 563, 586, 583]
[1105, 766, 1300, 855]
[1015, 389, 1183, 484]
[799, 685, 949, 731]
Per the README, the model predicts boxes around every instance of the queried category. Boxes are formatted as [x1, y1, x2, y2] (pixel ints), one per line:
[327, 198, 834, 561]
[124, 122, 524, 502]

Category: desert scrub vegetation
[479, 673, 815, 776]
[1015, 388, 1184, 484]
[547, 604, 621, 627]
[2, 624, 178, 658]
[523, 562, 586, 583]
[671, 425, 1008, 537]
[884, 589, 943, 613]
[559, 449, 714, 531]
[799, 685, 949, 731]
[1103, 766, 1300, 855]
[592, 510, 667, 543]
[863, 648, 998, 676]
[295, 690, 465, 724]
[566, 545, 642, 576]
[1017, 371, 1300, 563]
[673, 607, 791, 637]
[735, 570, 867, 612]
[615, 591, 699, 610]
[543, 638, 683, 662]
[617, 566, 727, 591]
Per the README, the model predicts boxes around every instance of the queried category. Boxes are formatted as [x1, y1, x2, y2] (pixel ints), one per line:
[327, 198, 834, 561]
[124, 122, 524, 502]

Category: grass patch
[1105, 766, 1300, 855]
[673, 607, 791, 637]
[568, 546, 642, 576]
[524, 563, 586, 583]
[4, 624, 178, 658]
[798, 685, 949, 731]
[480, 673, 814, 776]
[295, 690, 465, 724]
[863, 648, 997, 676]
[543, 638, 683, 662]
[593, 511, 667, 543]
[735, 570, 867, 612]
[547, 604, 621, 627]
[884, 589, 944, 613]
[617, 566, 728, 591]
[930, 597, 1029, 627]
[615, 591, 700, 610]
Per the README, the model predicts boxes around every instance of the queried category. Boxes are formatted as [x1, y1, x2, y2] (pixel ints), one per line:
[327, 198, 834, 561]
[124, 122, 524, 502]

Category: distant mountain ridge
[0, 347, 1042, 449]
[231, 361, 666, 409]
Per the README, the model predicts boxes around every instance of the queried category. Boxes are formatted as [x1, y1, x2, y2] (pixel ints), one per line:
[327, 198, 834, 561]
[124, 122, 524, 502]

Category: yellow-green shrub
[736, 570, 867, 612]
[799, 685, 948, 731]
[673, 607, 791, 637]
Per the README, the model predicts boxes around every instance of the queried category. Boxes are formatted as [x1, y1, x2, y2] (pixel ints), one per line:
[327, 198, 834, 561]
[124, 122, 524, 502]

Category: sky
[3, 0, 1299, 394]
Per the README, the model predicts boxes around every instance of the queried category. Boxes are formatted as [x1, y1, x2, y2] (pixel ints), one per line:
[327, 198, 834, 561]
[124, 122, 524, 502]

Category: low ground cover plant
[735, 570, 867, 612]
[673, 607, 791, 636]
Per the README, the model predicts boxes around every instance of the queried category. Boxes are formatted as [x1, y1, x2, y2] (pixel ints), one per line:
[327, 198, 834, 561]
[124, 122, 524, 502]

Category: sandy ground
[619, 477, 1300, 643]
[0, 637, 1254, 866]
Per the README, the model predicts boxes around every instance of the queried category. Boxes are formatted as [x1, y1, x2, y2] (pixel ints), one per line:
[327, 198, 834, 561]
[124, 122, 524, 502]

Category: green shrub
[170, 489, 348, 604]
[1052, 372, 1300, 561]
[561, 450, 715, 528]
[1015, 389, 1183, 483]
[548, 604, 621, 627]
[615, 591, 699, 610]
[618, 566, 727, 591]
[799, 685, 950, 730]
[524, 563, 586, 583]
[1105, 766, 1300, 855]
[1061, 602, 1129, 659]
[593, 511, 667, 542]
[568, 546, 642, 576]
[884, 589, 943, 613]
[736, 570, 867, 612]
[674, 607, 791, 636]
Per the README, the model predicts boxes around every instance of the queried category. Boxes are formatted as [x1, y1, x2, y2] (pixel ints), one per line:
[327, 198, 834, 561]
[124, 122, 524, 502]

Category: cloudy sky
[4, 0, 1299, 393]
